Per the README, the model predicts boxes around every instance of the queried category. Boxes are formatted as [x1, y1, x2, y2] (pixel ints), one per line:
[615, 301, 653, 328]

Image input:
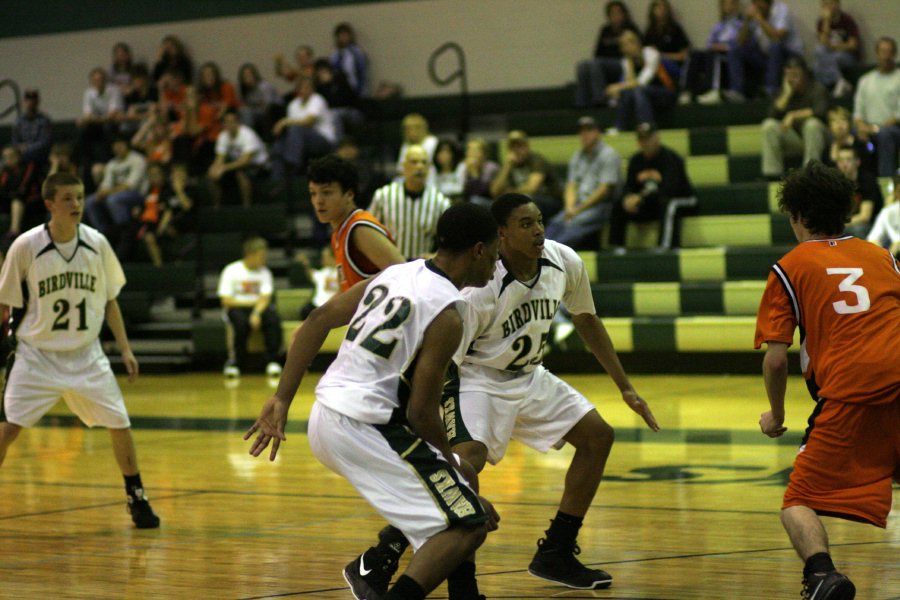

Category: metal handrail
[0, 79, 21, 121]
[427, 42, 469, 140]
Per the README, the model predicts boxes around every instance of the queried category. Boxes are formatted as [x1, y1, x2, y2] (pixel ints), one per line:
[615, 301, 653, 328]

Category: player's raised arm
[245, 277, 369, 459]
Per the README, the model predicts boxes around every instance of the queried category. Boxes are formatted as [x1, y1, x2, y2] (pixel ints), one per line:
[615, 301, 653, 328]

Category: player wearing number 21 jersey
[0, 172, 159, 529]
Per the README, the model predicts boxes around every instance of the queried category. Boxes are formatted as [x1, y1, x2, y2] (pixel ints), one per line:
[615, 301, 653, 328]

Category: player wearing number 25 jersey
[755, 162, 899, 599]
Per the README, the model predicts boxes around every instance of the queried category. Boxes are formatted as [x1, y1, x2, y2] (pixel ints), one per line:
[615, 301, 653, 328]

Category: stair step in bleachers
[593, 280, 765, 317]
[589, 246, 789, 284]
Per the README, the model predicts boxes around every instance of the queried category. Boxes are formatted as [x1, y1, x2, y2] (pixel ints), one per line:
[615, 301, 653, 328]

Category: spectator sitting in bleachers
[120, 162, 194, 267]
[867, 174, 900, 255]
[78, 67, 124, 187]
[836, 145, 883, 238]
[575, 1, 642, 108]
[396, 113, 438, 179]
[853, 37, 900, 177]
[330, 22, 369, 98]
[460, 137, 499, 206]
[761, 57, 828, 179]
[208, 108, 269, 208]
[10, 88, 51, 174]
[643, 0, 691, 102]
[85, 135, 147, 245]
[131, 109, 172, 165]
[313, 58, 361, 140]
[157, 67, 189, 125]
[270, 76, 336, 181]
[152, 35, 194, 84]
[813, 0, 859, 98]
[274, 44, 315, 87]
[47, 142, 78, 178]
[490, 130, 562, 221]
[432, 139, 463, 201]
[237, 63, 282, 141]
[608, 122, 696, 250]
[369, 145, 451, 260]
[154, 162, 195, 248]
[0, 146, 43, 245]
[696, 0, 745, 105]
[109, 42, 135, 92]
[120, 64, 158, 137]
[218, 237, 283, 379]
[182, 62, 240, 175]
[822, 106, 875, 174]
[607, 30, 677, 132]
[726, 0, 803, 102]
[121, 161, 167, 266]
[545, 116, 621, 249]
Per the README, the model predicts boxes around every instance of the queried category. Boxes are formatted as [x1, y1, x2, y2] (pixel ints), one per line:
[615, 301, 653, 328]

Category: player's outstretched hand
[244, 395, 291, 461]
[759, 410, 787, 437]
[478, 495, 501, 532]
[623, 390, 660, 432]
[122, 349, 139, 383]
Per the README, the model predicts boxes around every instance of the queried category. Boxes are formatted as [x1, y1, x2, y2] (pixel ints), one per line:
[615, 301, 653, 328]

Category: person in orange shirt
[307, 155, 404, 292]
[755, 161, 900, 600]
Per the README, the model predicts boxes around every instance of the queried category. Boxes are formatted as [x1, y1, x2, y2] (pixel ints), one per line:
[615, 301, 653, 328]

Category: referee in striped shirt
[369, 145, 451, 259]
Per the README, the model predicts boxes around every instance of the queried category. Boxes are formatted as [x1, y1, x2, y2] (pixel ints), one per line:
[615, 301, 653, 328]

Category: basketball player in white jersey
[0, 172, 159, 529]
[350, 193, 659, 597]
[245, 202, 501, 600]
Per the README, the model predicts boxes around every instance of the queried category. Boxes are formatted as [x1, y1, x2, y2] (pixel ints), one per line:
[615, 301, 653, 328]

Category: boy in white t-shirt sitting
[217, 236, 283, 378]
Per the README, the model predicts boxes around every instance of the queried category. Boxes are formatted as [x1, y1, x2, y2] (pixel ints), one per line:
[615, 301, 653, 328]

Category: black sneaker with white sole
[127, 495, 160, 529]
[343, 548, 398, 600]
[802, 570, 855, 600]
[528, 537, 612, 589]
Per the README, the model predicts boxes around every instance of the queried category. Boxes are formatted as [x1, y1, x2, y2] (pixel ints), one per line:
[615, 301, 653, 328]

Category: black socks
[544, 510, 584, 548]
[385, 574, 425, 600]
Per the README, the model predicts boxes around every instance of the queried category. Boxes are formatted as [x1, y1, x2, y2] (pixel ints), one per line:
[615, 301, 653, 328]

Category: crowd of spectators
[1, 3, 898, 269]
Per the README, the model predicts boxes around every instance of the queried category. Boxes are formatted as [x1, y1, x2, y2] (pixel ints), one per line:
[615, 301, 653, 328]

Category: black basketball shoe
[528, 536, 612, 589]
[127, 493, 160, 529]
[802, 570, 856, 600]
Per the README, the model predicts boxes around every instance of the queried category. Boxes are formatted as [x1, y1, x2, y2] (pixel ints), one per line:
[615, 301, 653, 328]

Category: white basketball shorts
[1, 339, 130, 428]
[447, 364, 596, 465]
[308, 402, 487, 550]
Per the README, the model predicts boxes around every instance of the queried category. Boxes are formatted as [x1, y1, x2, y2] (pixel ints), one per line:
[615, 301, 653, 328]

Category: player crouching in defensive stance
[245, 202, 501, 600]
[756, 161, 900, 600]
[0, 173, 159, 529]
[347, 193, 660, 599]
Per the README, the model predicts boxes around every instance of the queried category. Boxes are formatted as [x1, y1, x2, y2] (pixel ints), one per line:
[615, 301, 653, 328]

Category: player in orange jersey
[307, 155, 404, 292]
[755, 161, 900, 600]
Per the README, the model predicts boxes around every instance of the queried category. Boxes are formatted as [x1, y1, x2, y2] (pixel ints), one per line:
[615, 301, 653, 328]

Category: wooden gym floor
[1, 372, 897, 599]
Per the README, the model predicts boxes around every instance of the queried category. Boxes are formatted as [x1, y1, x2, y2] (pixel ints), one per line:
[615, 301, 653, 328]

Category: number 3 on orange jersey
[826, 268, 871, 314]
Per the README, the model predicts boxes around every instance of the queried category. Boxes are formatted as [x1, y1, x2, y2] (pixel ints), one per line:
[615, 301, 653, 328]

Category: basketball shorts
[446, 364, 596, 465]
[783, 397, 900, 528]
[308, 402, 488, 550]
[1, 339, 130, 429]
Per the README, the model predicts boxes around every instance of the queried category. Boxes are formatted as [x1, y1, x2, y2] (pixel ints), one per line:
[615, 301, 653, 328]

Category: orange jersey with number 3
[755, 236, 900, 404]
[332, 209, 396, 292]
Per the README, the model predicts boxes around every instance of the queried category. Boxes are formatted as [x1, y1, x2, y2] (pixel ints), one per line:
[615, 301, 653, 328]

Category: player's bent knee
[453, 441, 488, 474]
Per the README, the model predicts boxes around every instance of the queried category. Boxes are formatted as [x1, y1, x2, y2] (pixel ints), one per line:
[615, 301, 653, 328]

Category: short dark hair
[836, 144, 860, 160]
[307, 155, 359, 196]
[334, 22, 355, 39]
[491, 193, 536, 227]
[877, 36, 898, 55]
[605, 0, 630, 19]
[436, 203, 498, 253]
[223, 106, 239, 119]
[778, 162, 854, 236]
[42, 172, 83, 200]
